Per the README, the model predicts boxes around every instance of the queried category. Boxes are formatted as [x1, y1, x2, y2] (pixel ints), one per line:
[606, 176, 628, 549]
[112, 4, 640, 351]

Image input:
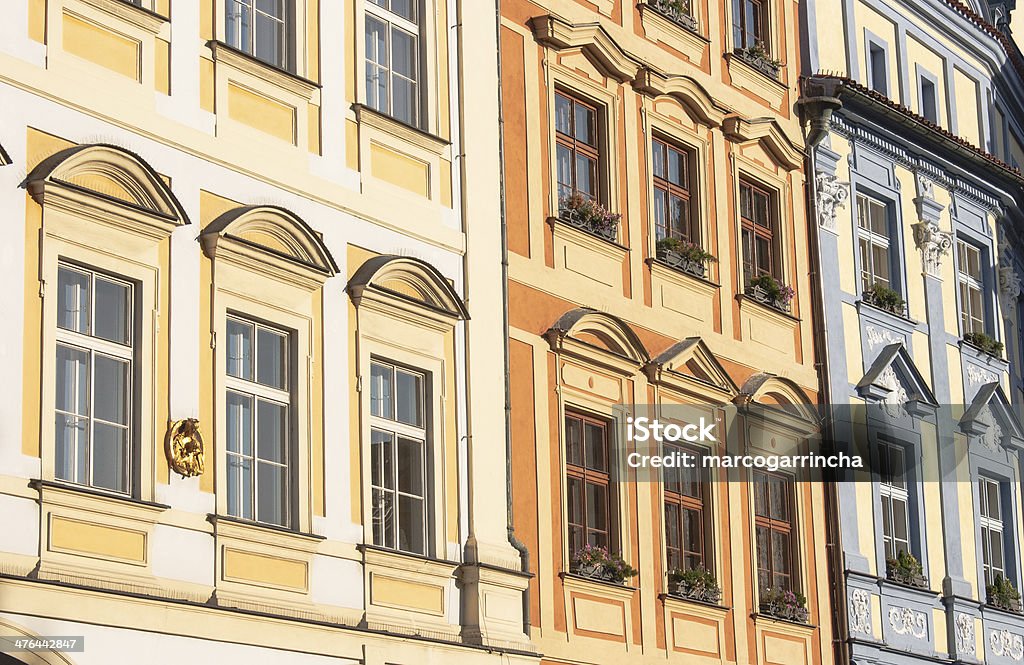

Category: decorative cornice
[722, 116, 804, 170]
[530, 15, 639, 82]
[634, 70, 727, 127]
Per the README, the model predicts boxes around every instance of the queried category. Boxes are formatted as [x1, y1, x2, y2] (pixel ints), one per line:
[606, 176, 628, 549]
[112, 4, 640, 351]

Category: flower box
[862, 284, 908, 318]
[886, 551, 929, 589]
[733, 44, 782, 79]
[988, 575, 1023, 613]
[745, 274, 794, 314]
[669, 567, 722, 604]
[963, 331, 1005, 359]
[571, 544, 638, 585]
[656, 238, 716, 279]
[559, 193, 620, 243]
[648, 0, 698, 31]
[759, 587, 809, 623]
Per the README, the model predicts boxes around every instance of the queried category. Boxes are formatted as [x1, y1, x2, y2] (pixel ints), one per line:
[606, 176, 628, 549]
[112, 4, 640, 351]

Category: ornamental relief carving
[877, 366, 909, 418]
[850, 589, 871, 635]
[912, 221, 953, 278]
[954, 613, 975, 656]
[165, 418, 205, 478]
[888, 606, 927, 640]
[815, 172, 849, 232]
[990, 629, 1024, 661]
[866, 326, 901, 350]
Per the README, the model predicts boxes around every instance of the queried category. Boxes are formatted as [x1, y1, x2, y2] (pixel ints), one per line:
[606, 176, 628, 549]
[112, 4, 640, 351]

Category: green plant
[559, 192, 621, 241]
[987, 575, 1022, 613]
[759, 587, 809, 622]
[736, 41, 782, 68]
[886, 550, 928, 588]
[656, 237, 717, 263]
[748, 274, 795, 307]
[571, 544, 639, 585]
[653, 0, 687, 12]
[669, 566, 722, 603]
[863, 283, 906, 315]
[963, 331, 1004, 357]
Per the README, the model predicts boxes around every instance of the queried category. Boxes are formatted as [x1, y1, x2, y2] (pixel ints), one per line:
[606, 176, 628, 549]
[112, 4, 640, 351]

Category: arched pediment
[531, 15, 639, 82]
[348, 255, 469, 320]
[635, 71, 728, 127]
[25, 143, 188, 223]
[545, 308, 649, 366]
[200, 205, 338, 278]
[723, 116, 804, 170]
[645, 337, 738, 397]
[736, 372, 819, 425]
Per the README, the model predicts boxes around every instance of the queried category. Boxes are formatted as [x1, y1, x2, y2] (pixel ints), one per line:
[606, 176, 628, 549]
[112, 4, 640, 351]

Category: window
[868, 43, 888, 95]
[54, 263, 134, 494]
[957, 239, 985, 335]
[565, 411, 613, 555]
[225, 316, 291, 527]
[370, 360, 429, 555]
[754, 471, 794, 591]
[856, 194, 892, 293]
[878, 441, 911, 561]
[920, 77, 938, 123]
[664, 442, 706, 572]
[652, 138, 696, 244]
[225, 0, 289, 70]
[365, 0, 421, 127]
[740, 179, 777, 284]
[555, 91, 601, 205]
[732, 0, 767, 51]
[979, 477, 1007, 586]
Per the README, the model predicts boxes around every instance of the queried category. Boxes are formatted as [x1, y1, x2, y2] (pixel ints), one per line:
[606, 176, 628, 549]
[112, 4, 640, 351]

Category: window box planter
[647, 0, 698, 31]
[669, 567, 722, 604]
[988, 575, 1023, 614]
[656, 238, 715, 280]
[733, 45, 782, 80]
[962, 331, 1004, 359]
[886, 551, 929, 590]
[745, 274, 794, 314]
[862, 284, 908, 318]
[571, 544, 638, 585]
[759, 588, 809, 623]
[559, 193, 620, 243]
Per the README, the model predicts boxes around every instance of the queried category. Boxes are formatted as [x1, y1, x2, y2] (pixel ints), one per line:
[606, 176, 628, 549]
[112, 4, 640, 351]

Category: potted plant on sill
[733, 41, 783, 79]
[886, 550, 928, 589]
[571, 544, 638, 585]
[862, 283, 907, 317]
[759, 587, 809, 623]
[962, 331, 1005, 359]
[987, 575, 1023, 613]
[558, 192, 621, 243]
[649, 0, 698, 30]
[746, 274, 794, 313]
[668, 566, 722, 604]
[656, 237, 717, 279]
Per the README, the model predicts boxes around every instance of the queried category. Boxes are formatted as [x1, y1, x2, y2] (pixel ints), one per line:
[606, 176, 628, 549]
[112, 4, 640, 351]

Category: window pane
[94, 277, 130, 344]
[575, 154, 597, 199]
[257, 399, 286, 463]
[255, 0, 283, 17]
[755, 525, 769, 571]
[668, 147, 685, 186]
[365, 17, 389, 112]
[555, 93, 572, 135]
[390, 0, 416, 21]
[567, 476, 583, 528]
[987, 481, 1001, 520]
[226, 391, 253, 455]
[370, 362, 393, 419]
[574, 103, 594, 145]
[584, 421, 606, 471]
[254, 10, 284, 67]
[396, 369, 423, 426]
[654, 188, 668, 240]
[56, 344, 89, 416]
[665, 502, 681, 551]
[990, 530, 1004, 571]
[586, 482, 607, 531]
[227, 454, 253, 519]
[652, 141, 665, 179]
[565, 416, 583, 466]
[257, 461, 285, 525]
[226, 0, 252, 53]
[768, 478, 787, 520]
[398, 494, 426, 554]
[892, 498, 909, 542]
[55, 410, 87, 484]
[256, 327, 286, 389]
[870, 201, 887, 235]
[371, 429, 394, 489]
[57, 266, 90, 334]
[392, 77, 418, 126]
[682, 508, 702, 558]
[227, 319, 253, 380]
[94, 355, 129, 425]
[397, 437, 424, 496]
[92, 422, 128, 492]
[372, 488, 394, 548]
[557, 144, 573, 198]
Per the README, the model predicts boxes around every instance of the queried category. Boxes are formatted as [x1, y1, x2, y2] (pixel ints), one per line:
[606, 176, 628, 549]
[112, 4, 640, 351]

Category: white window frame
[979, 477, 1006, 586]
[364, 0, 423, 127]
[856, 193, 892, 293]
[223, 314, 293, 528]
[54, 262, 135, 495]
[879, 441, 911, 561]
[957, 238, 986, 335]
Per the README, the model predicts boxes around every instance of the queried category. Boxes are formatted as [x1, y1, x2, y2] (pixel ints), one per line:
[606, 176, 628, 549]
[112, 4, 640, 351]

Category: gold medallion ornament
[165, 418, 205, 478]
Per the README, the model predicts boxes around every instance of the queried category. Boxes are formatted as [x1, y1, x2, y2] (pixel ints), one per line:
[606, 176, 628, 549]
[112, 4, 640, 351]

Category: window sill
[724, 52, 786, 110]
[358, 543, 461, 571]
[857, 298, 917, 325]
[207, 513, 325, 543]
[354, 104, 450, 157]
[32, 479, 169, 512]
[548, 215, 628, 251]
[560, 571, 637, 596]
[659, 592, 730, 612]
[637, 2, 708, 62]
[752, 612, 817, 631]
[208, 41, 320, 99]
[82, 0, 168, 34]
[737, 293, 801, 322]
[647, 256, 719, 288]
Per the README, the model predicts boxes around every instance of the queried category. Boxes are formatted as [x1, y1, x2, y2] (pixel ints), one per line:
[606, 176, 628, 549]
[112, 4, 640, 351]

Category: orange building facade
[500, 0, 837, 663]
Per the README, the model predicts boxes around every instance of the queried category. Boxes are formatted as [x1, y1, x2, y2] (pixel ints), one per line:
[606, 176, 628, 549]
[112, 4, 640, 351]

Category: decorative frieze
[990, 628, 1024, 661]
[849, 589, 871, 635]
[955, 613, 975, 656]
[815, 172, 849, 232]
[888, 606, 927, 639]
[866, 326, 902, 350]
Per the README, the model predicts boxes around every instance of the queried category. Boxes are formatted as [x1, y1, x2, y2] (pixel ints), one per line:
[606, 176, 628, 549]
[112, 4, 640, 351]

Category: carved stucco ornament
[165, 418, 205, 478]
[849, 589, 871, 635]
[954, 613, 975, 656]
[815, 172, 849, 232]
[999, 237, 1022, 318]
[990, 629, 1024, 661]
[888, 606, 927, 639]
[912, 221, 953, 278]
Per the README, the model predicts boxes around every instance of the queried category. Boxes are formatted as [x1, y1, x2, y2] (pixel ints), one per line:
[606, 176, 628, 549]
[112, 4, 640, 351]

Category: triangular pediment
[961, 383, 1024, 446]
[644, 338, 738, 398]
[856, 343, 936, 416]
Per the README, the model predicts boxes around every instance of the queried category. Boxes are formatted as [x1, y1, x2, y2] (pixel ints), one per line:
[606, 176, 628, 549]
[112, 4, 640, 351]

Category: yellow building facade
[500, 1, 835, 664]
[0, 1, 535, 663]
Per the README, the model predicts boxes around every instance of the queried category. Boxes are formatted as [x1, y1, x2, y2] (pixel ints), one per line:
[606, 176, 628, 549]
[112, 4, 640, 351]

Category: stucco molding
[990, 628, 1024, 661]
[849, 589, 872, 635]
[530, 15, 639, 83]
[544, 307, 649, 371]
[644, 337, 739, 398]
[856, 343, 936, 417]
[912, 221, 953, 278]
[634, 70, 727, 127]
[955, 612, 976, 656]
[722, 116, 804, 171]
[815, 172, 849, 232]
[347, 255, 469, 322]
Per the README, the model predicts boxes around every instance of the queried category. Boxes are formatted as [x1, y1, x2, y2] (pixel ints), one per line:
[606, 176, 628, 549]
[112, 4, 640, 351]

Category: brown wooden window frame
[565, 410, 615, 556]
[555, 90, 602, 205]
[732, 0, 769, 51]
[739, 178, 779, 285]
[652, 137, 697, 245]
[663, 441, 708, 573]
[753, 470, 796, 593]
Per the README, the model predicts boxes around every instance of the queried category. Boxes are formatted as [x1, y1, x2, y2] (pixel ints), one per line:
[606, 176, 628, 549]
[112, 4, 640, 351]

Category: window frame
[663, 441, 709, 573]
[564, 409, 616, 557]
[223, 314, 294, 528]
[956, 237, 987, 336]
[855, 192, 894, 295]
[739, 177, 780, 285]
[554, 89, 604, 207]
[753, 470, 796, 593]
[364, 0, 424, 128]
[53, 261, 136, 496]
[878, 440, 912, 561]
[865, 35, 889, 96]
[223, 0, 295, 72]
[979, 476, 1008, 587]
[368, 357, 432, 556]
[915, 66, 940, 125]
[731, 0, 769, 52]
[651, 136, 698, 245]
